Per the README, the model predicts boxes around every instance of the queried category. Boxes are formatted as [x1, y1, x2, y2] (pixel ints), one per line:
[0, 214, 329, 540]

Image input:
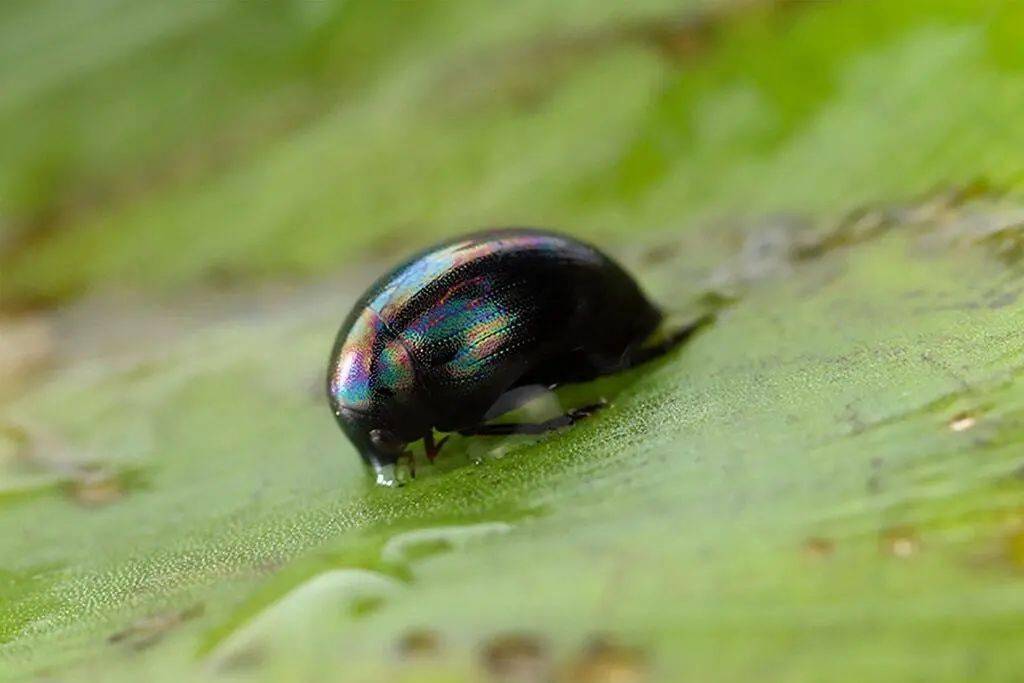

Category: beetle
[326, 228, 707, 486]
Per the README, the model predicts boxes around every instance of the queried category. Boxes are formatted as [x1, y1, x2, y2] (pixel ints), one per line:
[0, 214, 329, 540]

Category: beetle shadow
[422, 387, 569, 477]
[407, 351, 680, 482]
[392, 303, 724, 485]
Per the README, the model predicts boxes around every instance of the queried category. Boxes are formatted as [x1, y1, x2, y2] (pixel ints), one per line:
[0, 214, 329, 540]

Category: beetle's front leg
[423, 431, 450, 462]
[622, 313, 715, 369]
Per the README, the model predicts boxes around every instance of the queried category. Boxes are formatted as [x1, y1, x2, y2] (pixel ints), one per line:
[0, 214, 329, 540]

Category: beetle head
[328, 306, 431, 484]
[332, 407, 413, 486]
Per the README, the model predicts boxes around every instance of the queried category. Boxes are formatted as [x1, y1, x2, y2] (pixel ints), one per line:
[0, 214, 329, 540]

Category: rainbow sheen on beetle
[327, 228, 695, 486]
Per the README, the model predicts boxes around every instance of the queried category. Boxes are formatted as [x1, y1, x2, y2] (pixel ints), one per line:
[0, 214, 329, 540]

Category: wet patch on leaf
[199, 519, 521, 664]
[203, 569, 402, 670]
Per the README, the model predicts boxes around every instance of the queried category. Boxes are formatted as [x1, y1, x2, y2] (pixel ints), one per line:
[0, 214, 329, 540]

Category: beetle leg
[623, 313, 714, 369]
[459, 401, 607, 436]
[397, 451, 416, 479]
[483, 384, 555, 421]
[423, 431, 450, 462]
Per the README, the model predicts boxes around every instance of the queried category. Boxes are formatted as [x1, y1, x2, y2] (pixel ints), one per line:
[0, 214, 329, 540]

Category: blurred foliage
[3, 0, 1024, 306]
[4, 1, 1024, 682]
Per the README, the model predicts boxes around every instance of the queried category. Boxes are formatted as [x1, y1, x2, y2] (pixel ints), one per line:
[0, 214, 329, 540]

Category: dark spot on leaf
[880, 527, 920, 559]
[397, 629, 442, 658]
[212, 642, 265, 673]
[108, 604, 204, 651]
[66, 467, 147, 508]
[2, 423, 145, 506]
[65, 469, 126, 507]
[867, 457, 884, 494]
[639, 241, 681, 265]
[796, 206, 893, 260]
[481, 633, 548, 681]
[802, 537, 835, 559]
[565, 636, 648, 683]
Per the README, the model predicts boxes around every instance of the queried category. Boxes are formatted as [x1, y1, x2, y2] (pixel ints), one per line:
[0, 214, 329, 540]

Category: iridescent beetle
[327, 228, 707, 485]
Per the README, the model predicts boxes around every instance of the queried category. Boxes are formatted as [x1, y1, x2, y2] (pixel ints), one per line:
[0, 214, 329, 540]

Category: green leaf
[5, 195, 1024, 681]
[4, 2, 1024, 682]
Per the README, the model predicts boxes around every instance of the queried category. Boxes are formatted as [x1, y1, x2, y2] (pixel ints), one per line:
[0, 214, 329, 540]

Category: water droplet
[206, 569, 401, 669]
[481, 633, 548, 681]
[381, 522, 513, 565]
[375, 463, 399, 488]
[948, 412, 977, 432]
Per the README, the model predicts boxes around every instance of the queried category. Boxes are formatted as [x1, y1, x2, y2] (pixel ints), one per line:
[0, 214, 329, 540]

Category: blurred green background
[5, 1, 1024, 681]
[4, 0, 1023, 308]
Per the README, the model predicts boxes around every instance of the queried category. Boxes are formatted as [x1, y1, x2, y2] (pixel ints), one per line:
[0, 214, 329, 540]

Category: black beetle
[327, 228, 706, 485]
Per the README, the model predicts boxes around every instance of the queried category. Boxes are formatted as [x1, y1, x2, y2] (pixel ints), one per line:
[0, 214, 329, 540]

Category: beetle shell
[327, 228, 662, 476]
